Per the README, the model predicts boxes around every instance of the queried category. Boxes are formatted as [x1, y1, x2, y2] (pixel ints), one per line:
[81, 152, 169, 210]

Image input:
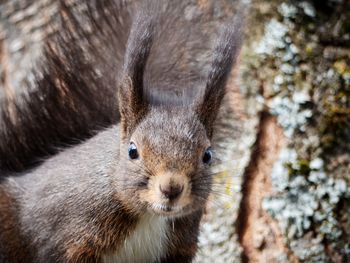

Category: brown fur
[161, 211, 203, 262]
[0, 1, 243, 262]
[0, 185, 33, 262]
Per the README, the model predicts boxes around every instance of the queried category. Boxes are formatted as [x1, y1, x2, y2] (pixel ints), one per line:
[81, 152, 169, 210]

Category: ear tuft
[118, 6, 157, 138]
[196, 15, 244, 138]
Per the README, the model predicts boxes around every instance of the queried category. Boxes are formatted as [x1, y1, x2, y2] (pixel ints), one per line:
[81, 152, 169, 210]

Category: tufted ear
[195, 16, 243, 138]
[118, 9, 156, 138]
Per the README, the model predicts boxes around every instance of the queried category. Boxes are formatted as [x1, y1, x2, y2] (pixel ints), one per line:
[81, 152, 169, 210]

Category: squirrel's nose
[160, 184, 183, 201]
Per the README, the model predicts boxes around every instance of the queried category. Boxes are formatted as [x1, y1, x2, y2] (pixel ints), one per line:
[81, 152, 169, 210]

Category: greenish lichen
[263, 147, 349, 239]
[262, 146, 350, 262]
[241, 0, 350, 261]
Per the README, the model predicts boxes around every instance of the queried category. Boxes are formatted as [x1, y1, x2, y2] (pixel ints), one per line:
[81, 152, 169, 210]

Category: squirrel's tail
[0, 1, 131, 172]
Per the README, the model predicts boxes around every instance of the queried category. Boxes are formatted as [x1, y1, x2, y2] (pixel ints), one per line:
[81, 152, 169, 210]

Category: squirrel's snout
[154, 171, 189, 203]
[159, 184, 183, 201]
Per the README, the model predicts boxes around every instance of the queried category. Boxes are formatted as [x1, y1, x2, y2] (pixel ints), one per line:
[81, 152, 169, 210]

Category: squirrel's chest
[101, 214, 169, 263]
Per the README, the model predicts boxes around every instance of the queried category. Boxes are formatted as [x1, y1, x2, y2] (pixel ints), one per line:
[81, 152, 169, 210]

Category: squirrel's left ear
[119, 10, 155, 138]
[195, 16, 243, 138]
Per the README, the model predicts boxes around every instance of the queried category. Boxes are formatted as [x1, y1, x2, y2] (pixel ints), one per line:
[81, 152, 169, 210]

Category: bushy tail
[0, 0, 130, 172]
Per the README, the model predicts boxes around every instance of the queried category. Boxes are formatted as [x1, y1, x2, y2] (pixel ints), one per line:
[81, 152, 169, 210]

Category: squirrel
[0, 0, 243, 262]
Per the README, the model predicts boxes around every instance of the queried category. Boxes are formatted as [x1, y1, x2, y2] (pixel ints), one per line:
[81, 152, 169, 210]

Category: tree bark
[237, 0, 350, 261]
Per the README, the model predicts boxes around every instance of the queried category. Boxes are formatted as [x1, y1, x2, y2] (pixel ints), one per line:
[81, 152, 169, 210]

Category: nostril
[160, 185, 183, 200]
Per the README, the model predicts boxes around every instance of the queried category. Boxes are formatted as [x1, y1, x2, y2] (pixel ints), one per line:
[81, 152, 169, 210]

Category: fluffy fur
[101, 213, 169, 263]
[0, 0, 243, 262]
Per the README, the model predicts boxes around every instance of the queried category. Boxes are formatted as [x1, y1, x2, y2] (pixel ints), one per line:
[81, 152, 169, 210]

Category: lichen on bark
[240, 0, 350, 261]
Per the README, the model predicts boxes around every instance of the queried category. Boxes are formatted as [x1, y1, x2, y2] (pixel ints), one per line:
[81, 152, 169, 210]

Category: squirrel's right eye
[128, 143, 139, 160]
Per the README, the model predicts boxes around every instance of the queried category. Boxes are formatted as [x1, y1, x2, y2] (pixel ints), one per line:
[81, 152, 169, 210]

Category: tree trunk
[237, 0, 350, 262]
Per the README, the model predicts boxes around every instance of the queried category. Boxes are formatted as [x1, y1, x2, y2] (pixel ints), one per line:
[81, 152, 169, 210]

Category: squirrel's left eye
[202, 147, 212, 164]
[128, 142, 139, 160]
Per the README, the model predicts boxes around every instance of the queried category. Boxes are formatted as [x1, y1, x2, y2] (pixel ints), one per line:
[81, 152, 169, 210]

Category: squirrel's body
[0, 1, 242, 262]
[1, 125, 201, 262]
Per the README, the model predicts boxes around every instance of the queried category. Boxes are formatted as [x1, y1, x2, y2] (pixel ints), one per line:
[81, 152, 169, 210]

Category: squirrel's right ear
[118, 9, 155, 138]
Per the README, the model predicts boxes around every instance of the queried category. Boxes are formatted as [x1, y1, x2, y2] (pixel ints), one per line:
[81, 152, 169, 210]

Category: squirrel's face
[118, 108, 213, 218]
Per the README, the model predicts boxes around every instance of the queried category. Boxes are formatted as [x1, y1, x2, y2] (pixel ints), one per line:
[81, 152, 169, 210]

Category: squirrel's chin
[147, 203, 194, 218]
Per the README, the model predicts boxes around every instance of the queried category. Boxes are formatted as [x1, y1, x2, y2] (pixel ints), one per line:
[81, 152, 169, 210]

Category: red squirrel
[0, 1, 242, 262]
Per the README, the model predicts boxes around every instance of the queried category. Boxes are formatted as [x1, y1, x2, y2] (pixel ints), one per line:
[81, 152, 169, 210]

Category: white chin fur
[101, 213, 169, 263]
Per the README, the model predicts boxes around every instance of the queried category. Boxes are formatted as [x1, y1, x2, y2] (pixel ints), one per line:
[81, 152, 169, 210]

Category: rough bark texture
[1, 0, 350, 262]
[237, 110, 290, 262]
[239, 0, 350, 261]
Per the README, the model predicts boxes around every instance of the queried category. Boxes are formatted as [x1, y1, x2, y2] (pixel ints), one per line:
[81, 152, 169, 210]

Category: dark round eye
[202, 148, 212, 164]
[128, 142, 139, 160]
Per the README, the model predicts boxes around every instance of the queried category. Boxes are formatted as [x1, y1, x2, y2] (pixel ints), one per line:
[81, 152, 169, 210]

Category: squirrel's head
[115, 10, 242, 218]
[119, 107, 211, 217]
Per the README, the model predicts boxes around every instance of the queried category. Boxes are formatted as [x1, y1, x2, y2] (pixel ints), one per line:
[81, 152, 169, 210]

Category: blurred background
[0, 0, 349, 262]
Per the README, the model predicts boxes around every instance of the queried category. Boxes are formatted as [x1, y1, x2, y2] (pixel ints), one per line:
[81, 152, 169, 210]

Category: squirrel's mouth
[149, 203, 189, 217]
